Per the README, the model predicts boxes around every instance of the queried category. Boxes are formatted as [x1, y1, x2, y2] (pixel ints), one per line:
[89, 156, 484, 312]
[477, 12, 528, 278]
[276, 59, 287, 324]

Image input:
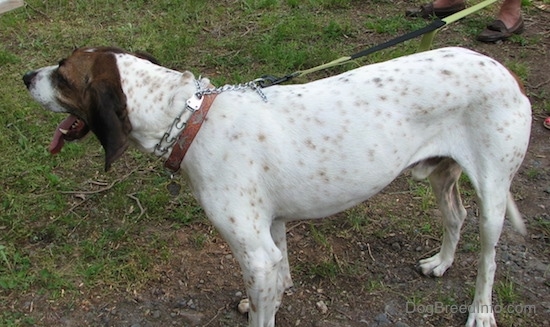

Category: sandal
[544, 116, 550, 130]
[406, 2, 466, 19]
[477, 18, 524, 43]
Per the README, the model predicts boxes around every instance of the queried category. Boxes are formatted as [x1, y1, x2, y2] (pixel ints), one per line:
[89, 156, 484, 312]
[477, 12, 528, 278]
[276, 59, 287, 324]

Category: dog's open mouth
[49, 114, 90, 154]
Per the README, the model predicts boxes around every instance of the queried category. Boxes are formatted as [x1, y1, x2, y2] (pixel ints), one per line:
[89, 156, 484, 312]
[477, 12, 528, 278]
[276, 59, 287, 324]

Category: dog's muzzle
[23, 71, 38, 89]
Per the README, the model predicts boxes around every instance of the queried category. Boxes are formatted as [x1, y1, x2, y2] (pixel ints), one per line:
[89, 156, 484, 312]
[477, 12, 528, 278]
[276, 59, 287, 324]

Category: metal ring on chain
[154, 78, 269, 156]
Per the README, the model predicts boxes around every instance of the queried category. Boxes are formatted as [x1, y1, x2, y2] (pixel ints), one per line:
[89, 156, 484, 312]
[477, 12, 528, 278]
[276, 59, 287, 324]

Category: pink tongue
[49, 115, 79, 154]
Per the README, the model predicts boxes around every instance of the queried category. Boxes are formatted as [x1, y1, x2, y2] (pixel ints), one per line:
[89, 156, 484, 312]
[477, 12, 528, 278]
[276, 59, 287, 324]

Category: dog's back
[193, 47, 531, 220]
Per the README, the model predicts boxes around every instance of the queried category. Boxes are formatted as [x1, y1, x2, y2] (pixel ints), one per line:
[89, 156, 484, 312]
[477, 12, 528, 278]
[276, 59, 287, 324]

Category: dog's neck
[115, 54, 209, 155]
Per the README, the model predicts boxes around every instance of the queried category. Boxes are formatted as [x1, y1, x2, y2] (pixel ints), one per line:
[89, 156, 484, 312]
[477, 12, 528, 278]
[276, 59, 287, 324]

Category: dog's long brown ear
[86, 79, 131, 171]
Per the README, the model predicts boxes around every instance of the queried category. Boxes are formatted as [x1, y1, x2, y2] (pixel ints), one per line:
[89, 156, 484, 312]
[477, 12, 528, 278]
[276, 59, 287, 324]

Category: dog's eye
[54, 71, 71, 88]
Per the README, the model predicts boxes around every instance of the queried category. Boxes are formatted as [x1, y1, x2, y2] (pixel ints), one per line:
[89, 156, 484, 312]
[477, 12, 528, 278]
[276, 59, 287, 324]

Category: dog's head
[23, 47, 158, 171]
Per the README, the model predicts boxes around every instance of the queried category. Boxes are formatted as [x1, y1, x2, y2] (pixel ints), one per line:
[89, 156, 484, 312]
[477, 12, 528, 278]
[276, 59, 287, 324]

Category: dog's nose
[23, 71, 38, 88]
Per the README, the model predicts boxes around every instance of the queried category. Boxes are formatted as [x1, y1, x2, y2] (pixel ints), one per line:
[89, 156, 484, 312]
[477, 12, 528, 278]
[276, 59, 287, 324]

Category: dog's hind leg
[271, 220, 293, 291]
[465, 185, 509, 327]
[415, 158, 467, 277]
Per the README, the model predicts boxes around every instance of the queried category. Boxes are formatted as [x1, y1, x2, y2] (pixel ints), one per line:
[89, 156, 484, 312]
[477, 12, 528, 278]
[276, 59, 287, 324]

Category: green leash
[258, 0, 498, 87]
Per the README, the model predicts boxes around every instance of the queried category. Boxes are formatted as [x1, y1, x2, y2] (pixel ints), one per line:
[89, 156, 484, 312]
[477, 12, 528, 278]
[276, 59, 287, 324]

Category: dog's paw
[465, 312, 497, 327]
[418, 253, 453, 277]
[238, 298, 250, 314]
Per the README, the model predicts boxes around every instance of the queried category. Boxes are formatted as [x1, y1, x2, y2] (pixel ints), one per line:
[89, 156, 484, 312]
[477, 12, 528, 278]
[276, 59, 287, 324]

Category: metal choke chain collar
[154, 78, 268, 156]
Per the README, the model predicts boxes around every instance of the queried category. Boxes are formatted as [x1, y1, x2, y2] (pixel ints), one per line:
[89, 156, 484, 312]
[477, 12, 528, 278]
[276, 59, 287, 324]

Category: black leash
[351, 20, 446, 59]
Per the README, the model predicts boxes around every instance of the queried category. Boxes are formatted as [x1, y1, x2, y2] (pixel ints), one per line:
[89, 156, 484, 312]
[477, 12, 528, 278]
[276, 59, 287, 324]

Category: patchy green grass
[4, 0, 392, 303]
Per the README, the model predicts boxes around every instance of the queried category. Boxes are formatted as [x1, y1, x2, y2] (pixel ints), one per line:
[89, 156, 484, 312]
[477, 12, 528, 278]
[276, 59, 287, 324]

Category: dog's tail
[506, 192, 527, 235]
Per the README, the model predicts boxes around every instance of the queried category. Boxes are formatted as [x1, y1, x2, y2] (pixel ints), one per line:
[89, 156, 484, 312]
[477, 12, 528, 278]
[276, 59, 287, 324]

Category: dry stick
[420, 246, 441, 259]
[127, 193, 146, 220]
[67, 214, 89, 238]
[366, 243, 376, 262]
[22, 2, 49, 18]
[286, 221, 307, 233]
[61, 169, 137, 195]
[202, 305, 227, 327]
[48, 194, 91, 225]
[333, 252, 343, 272]
[335, 308, 354, 321]
[530, 78, 550, 89]
[88, 180, 110, 186]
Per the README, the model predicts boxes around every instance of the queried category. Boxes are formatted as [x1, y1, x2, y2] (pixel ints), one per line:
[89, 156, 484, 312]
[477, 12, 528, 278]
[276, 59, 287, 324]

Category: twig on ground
[529, 78, 550, 89]
[61, 169, 137, 195]
[202, 305, 227, 327]
[420, 246, 441, 259]
[127, 193, 146, 220]
[24, 2, 49, 18]
[367, 243, 376, 261]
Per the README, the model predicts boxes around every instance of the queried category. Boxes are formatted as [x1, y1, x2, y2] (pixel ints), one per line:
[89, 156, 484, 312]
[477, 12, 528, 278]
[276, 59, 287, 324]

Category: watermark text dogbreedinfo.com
[406, 301, 536, 317]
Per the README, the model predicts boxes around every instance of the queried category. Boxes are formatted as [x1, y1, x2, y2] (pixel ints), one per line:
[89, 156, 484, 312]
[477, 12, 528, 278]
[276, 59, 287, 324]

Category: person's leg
[497, 0, 522, 29]
[477, 0, 523, 42]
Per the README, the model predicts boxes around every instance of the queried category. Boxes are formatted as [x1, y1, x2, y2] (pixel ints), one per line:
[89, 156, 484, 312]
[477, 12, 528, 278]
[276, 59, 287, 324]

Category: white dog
[23, 46, 531, 327]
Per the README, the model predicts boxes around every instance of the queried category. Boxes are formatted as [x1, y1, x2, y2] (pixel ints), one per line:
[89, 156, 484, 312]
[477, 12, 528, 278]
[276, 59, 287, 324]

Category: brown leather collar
[164, 93, 218, 172]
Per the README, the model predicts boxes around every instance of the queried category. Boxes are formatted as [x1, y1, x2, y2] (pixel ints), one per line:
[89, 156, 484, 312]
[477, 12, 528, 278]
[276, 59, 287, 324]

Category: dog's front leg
[213, 214, 284, 327]
[238, 229, 284, 327]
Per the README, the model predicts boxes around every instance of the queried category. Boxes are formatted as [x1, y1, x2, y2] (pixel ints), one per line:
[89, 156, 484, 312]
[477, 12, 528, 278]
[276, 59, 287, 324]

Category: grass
[408, 178, 436, 211]
[4, 0, 391, 303]
[0, 1, 546, 326]
[345, 204, 370, 232]
[495, 278, 520, 305]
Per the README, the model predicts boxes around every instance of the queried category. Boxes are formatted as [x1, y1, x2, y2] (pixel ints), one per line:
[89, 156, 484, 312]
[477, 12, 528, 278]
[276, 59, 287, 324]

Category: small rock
[166, 182, 181, 196]
[152, 310, 161, 319]
[391, 242, 401, 251]
[384, 303, 398, 316]
[187, 299, 197, 310]
[238, 298, 250, 314]
[369, 313, 391, 326]
[316, 300, 328, 314]
[235, 291, 243, 297]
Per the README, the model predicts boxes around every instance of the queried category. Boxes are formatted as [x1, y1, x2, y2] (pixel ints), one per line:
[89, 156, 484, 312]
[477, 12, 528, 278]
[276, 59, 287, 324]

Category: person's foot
[406, 1, 466, 19]
[544, 116, 550, 130]
[477, 17, 524, 43]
